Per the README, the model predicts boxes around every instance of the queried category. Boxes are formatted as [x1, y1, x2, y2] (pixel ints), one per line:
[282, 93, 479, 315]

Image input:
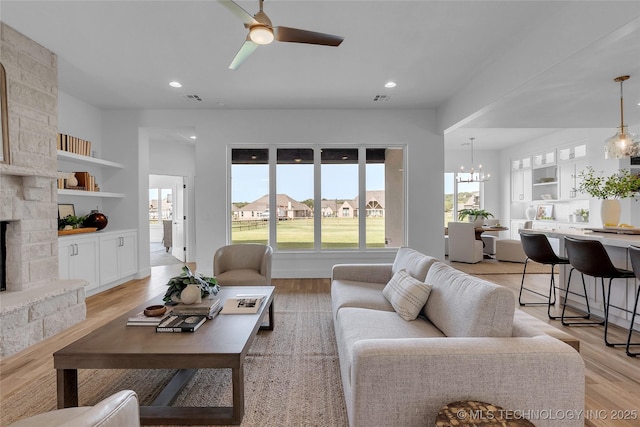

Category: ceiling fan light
[250, 25, 274, 45]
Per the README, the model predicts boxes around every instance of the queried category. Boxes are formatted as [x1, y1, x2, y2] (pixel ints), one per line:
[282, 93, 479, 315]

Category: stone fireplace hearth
[0, 23, 86, 358]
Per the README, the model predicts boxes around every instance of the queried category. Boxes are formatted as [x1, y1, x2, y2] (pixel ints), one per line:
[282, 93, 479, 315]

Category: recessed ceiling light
[189, 135, 197, 140]
[385, 81, 397, 88]
[169, 81, 182, 88]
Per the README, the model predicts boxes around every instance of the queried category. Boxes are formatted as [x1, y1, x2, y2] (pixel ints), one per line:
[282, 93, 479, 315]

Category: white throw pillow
[382, 269, 432, 321]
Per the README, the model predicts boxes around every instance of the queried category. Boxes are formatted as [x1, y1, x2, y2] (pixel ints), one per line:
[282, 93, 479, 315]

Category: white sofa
[331, 248, 584, 427]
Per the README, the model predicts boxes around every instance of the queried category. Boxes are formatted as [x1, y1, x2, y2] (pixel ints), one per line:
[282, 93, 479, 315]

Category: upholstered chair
[213, 243, 273, 286]
[447, 222, 483, 264]
[8, 390, 139, 427]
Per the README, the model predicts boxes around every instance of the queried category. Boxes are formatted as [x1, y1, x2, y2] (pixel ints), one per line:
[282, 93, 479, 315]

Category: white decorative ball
[180, 285, 200, 305]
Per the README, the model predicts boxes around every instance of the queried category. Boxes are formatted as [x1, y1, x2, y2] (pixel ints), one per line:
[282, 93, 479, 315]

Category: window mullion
[358, 146, 366, 250]
[313, 146, 321, 251]
[268, 146, 277, 248]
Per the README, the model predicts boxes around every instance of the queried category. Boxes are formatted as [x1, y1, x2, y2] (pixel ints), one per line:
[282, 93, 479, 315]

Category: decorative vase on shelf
[66, 172, 78, 188]
[600, 199, 621, 226]
[525, 205, 536, 220]
[83, 209, 108, 230]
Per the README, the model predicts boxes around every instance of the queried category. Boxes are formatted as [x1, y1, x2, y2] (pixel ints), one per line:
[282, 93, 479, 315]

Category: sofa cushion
[392, 247, 438, 282]
[335, 307, 445, 386]
[382, 269, 432, 321]
[423, 262, 514, 337]
[331, 279, 393, 320]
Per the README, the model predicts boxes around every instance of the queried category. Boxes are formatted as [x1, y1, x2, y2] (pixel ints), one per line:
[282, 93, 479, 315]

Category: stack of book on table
[171, 298, 222, 319]
[156, 313, 208, 333]
[126, 308, 172, 327]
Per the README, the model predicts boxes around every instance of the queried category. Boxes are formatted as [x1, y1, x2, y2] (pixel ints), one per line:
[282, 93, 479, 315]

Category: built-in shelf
[533, 182, 557, 187]
[57, 189, 125, 198]
[57, 150, 124, 168]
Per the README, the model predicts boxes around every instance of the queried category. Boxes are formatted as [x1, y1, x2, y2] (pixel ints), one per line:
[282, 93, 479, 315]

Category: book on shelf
[155, 314, 207, 333]
[171, 298, 222, 319]
[126, 308, 172, 327]
[220, 294, 267, 314]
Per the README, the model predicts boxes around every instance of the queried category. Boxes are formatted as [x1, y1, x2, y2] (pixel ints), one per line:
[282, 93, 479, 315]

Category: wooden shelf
[57, 150, 124, 169]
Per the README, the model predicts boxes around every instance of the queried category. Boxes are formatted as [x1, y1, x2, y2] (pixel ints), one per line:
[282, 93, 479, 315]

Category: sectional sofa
[331, 247, 584, 427]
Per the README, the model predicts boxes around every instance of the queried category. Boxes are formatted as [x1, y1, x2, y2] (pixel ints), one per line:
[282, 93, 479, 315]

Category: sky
[232, 164, 385, 203]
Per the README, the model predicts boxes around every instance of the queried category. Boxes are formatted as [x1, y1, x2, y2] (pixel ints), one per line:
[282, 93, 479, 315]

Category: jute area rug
[1, 290, 348, 427]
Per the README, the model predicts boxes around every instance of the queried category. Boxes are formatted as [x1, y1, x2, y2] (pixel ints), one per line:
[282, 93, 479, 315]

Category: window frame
[228, 144, 407, 252]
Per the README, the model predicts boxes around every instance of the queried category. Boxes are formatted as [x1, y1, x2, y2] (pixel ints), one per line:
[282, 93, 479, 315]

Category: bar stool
[563, 237, 636, 347]
[519, 232, 571, 319]
[626, 246, 640, 357]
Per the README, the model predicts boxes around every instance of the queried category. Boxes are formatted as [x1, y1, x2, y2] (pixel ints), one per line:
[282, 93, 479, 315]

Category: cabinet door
[71, 238, 99, 291]
[118, 233, 138, 278]
[558, 162, 575, 200]
[99, 235, 119, 284]
[511, 170, 524, 202]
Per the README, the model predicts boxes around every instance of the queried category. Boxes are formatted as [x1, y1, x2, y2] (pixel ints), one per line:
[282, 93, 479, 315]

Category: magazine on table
[220, 294, 267, 314]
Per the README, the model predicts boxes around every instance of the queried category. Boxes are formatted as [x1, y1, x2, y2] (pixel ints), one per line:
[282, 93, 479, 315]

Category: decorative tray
[585, 227, 640, 235]
[58, 227, 98, 236]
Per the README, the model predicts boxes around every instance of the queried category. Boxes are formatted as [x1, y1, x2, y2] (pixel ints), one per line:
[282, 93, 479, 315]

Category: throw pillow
[382, 269, 432, 321]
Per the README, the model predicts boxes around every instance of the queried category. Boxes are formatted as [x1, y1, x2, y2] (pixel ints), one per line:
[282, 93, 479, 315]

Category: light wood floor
[1, 263, 639, 426]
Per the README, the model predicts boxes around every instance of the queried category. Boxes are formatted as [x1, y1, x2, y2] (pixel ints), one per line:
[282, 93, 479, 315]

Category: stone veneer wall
[0, 23, 86, 358]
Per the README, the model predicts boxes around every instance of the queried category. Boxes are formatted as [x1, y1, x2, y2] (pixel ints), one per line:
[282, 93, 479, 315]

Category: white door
[171, 178, 186, 262]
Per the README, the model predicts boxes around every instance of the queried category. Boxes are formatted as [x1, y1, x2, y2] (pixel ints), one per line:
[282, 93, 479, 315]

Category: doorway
[149, 174, 186, 266]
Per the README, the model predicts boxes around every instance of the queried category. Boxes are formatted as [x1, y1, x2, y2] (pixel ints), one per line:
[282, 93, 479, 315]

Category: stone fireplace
[0, 23, 86, 358]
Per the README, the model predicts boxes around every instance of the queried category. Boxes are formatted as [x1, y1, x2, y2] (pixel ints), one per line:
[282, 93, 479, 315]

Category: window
[230, 149, 269, 244]
[148, 188, 173, 224]
[444, 172, 482, 226]
[230, 146, 405, 250]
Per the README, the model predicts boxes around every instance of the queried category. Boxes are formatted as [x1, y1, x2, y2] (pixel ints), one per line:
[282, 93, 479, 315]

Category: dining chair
[447, 222, 483, 264]
[563, 237, 636, 348]
[626, 246, 640, 357]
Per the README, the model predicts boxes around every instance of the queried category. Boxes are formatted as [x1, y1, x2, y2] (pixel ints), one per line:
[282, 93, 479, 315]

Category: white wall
[101, 108, 443, 278]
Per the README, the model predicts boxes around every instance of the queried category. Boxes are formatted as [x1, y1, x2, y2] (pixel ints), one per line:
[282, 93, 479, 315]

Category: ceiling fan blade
[219, 0, 258, 26]
[229, 39, 259, 70]
[274, 26, 343, 46]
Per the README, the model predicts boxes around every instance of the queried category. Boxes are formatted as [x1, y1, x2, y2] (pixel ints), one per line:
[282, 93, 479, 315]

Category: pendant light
[604, 75, 639, 159]
[456, 137, 490, 183]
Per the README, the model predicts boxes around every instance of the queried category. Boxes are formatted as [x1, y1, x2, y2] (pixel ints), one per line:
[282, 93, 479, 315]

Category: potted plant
[58, 215, 87, 230]
[576, 167, 640, 226]
[163, 265, 220, 304]
[574, 208, 589, 223]
[457, 208, 494, 227]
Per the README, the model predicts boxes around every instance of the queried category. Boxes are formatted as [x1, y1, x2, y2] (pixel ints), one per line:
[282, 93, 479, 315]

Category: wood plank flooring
[1, 262, 638, 426]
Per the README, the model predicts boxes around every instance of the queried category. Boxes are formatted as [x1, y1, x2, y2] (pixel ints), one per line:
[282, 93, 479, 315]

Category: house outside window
[444, 172, 483, 226]
[231, 146, 405, 250]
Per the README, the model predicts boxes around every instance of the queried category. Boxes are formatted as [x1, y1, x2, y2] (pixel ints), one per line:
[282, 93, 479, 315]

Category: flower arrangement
[574, 208, 589, 222]
[163, 265, 219, 303]
[58, 215, 87, 230]
[576, 167, 640, 200]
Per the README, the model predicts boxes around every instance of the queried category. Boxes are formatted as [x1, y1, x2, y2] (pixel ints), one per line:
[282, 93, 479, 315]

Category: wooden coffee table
[54, 286, 275, 425]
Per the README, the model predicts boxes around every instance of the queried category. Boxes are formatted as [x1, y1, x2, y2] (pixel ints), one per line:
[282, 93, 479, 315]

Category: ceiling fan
[220, 0, 344, 70]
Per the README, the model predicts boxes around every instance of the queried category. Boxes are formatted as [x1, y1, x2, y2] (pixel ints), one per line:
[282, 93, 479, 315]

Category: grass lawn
[231, 217, 385, 248]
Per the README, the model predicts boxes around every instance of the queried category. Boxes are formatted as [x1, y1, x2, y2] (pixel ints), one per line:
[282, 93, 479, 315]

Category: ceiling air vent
[373, 95, 390, 102]
[183, 94, 203, 102]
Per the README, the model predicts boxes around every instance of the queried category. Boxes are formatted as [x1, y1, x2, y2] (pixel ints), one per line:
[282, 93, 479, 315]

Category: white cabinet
[58, 229, 138, 295]
[511, 156, 532, 202]
[558, 142, 588, 200]
[532, 149, 556, 168]
[532, 165, 558, 201]
[99, 231, 138, 284]
[58, 235, 100, 292]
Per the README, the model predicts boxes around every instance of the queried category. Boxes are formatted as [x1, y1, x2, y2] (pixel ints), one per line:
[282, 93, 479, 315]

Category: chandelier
[457, 137, 490, 183]
[604, 75, 639, 159]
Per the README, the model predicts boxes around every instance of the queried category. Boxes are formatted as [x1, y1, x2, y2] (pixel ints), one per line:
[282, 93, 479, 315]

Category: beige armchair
[213, 243, 273, 286]
[447, 222, 483, 264]
[8, 390, 139, 427]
